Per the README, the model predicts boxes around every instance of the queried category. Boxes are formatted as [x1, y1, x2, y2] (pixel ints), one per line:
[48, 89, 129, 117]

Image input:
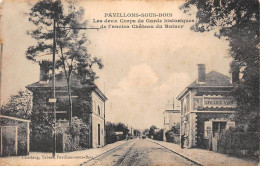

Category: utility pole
[52, 18, 57, 158]
[55, 25, 99, 125]
[50, 18, 99, 157]
[0, 43, 3, 110]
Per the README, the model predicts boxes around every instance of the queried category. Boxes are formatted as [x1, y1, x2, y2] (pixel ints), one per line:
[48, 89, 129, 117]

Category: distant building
[163, 102, 180, 141]
[176, 64, 237, 149]
[26, 62, 107, 152]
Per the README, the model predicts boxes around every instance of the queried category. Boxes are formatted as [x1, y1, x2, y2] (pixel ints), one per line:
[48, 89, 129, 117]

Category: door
[98, 124, 101, 146]
[1, 126, 17, 156]
[213, 122, 226, 138]
[56, 132, 64, 153]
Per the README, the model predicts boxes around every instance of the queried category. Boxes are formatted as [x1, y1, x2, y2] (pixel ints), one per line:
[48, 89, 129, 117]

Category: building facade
[163, 103, 180, 141]
[91, 90, 106, 148]
[26, 62, 107, 151]
[176, 64, 237, 149]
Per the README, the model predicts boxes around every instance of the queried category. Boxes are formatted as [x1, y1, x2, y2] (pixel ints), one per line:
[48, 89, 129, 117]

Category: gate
[1, 126, 18, 156]
[56, 132, 64, 153]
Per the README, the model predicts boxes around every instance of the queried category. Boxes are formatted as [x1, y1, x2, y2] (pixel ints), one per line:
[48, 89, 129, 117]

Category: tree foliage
[64, 116, 90, 150]
[115, 123, 130, 135]
[26, 0, 103, 123]
[148, 125, 157, 138]
[105, 121, 129, 144]
[1, 90, 32, 119]
[133, 129, 140, 136]
[181, 0, 259, 131]
[26, 0, 103, 79]
[142, 128, 150, 135]
[169, 122, 180, 134]
[154, 129, 164, 141]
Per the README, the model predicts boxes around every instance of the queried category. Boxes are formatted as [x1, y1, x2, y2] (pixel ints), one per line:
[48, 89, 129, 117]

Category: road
[81, 138, 199, 166]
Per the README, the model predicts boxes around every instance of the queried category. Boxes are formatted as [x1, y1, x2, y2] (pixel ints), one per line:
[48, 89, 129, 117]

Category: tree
[65, 116, 89, 150]
[1, 90, 32, 119]
[133, 129, 140, 136]
[181, 0, 259, 132]
[105, 122, 129, 144]
[142, 129, 150, 136]
[154, 129, 164, 141]
[105, 122, 117, 144]
[115, 123, 129, 135]
[149, 125, 157, 138]
[170, 123, 180, 134]
[26, 0, 103, 124]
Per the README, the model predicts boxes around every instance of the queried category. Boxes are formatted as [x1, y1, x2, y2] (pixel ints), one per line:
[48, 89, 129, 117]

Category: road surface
[81, 138, 199, 166]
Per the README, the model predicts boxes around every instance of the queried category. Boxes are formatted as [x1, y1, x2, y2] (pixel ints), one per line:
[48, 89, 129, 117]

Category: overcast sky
[1, 0, 231, 129]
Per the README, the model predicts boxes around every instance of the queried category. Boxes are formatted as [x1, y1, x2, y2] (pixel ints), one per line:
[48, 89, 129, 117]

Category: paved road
[82, 138, 198, 166]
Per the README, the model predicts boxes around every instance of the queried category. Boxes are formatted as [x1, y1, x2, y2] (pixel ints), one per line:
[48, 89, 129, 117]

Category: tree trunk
[67, 78, 73, 125]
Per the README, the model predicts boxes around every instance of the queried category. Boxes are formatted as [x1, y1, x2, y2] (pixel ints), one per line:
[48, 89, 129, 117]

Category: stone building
[163, 102, 180, 141]
[26, 63, 107, 152]
[176, 64, 237, 149]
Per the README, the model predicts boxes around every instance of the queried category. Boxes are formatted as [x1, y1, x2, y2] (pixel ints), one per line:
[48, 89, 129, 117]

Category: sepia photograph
[0, 0, 259, 166]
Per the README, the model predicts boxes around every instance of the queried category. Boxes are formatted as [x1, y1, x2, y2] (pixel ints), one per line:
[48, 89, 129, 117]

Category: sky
[0, 0, 232, 129]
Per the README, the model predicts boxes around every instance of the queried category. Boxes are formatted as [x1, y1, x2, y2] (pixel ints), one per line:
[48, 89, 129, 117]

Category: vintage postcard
[0, 0, 259, 166]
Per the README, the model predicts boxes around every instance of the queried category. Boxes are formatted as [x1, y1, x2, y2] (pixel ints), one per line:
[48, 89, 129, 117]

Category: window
[204, 121, 212, 139]
[186, 94, 190, 113]
[94, 101, 96, 112]
[181, 99, 184, 115]
[98, 105, 101, 115]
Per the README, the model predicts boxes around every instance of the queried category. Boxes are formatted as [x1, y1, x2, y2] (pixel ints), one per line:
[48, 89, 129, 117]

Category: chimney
[165, 100, 173, 110]
[39, 62, 49, 81]
[198, 64, 206, 83]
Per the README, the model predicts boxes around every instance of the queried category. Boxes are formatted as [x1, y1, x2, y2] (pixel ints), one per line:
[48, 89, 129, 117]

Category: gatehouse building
[176, 64, 237, 149]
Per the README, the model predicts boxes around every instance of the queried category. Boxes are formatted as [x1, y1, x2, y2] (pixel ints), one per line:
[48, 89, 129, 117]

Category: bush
[165, 123, 180, 144]
[1, 90, 32, 120]
[154, 129, 164, 141]
[218, 127, 259, 159]
[165, 131, 180, 144]
[64, 116, 90, 151]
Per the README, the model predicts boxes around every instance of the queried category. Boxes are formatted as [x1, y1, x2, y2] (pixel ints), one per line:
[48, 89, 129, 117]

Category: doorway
[212, 122, 226, 152]
[213, 122, 226, 138]
[98, 124, 101, 146]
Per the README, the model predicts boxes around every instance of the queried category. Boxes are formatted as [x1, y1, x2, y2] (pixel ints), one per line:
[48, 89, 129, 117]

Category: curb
[148, 139, 203, 166]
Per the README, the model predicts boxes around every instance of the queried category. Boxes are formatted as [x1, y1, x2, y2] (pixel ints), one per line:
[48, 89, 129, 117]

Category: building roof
[26, 72, 84, 89]
[188, 71, 232, 88]
[177, 71, 233, 100]
[93, 84, 108, 101]
[26, 72, 107, 101]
